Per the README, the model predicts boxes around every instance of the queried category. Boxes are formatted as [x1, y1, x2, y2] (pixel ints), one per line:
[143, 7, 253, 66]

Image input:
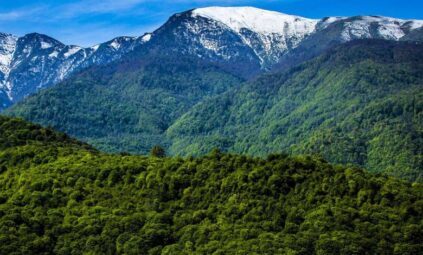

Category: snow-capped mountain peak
[0, 33, 147, 107]
[192, 6, 318, 35]
[337, 16, 423, 41]
[189, 7, 322, 67]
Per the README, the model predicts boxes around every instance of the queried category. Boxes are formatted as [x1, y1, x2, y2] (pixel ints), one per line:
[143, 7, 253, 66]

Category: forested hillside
[168, 40, 423, 182]
[5, 53, 243, 153]
[0, 116, 422, 254]
[6, 39, 423, 181]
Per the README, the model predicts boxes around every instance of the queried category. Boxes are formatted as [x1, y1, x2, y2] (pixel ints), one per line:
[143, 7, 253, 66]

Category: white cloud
[0, 6, 45, 21]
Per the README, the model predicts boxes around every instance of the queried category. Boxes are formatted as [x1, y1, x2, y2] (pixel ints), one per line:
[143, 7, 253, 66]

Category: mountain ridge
[0, 32, 150, 108]
[1, 7, 423, 109]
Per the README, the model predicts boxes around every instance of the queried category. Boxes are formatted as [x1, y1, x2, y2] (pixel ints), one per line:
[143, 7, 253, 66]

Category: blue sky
[1, 0, 422, 47]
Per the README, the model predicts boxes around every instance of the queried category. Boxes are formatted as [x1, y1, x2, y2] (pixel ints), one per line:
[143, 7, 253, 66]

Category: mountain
[0, 32, 148, 109]
[154, 7, 423, 75]
[0, 115, 422, 254]
[275, 15, 423, 70]
[167, 39, 423, 182]
[1, 7, 423, 110]
[175, 7, 318, 72]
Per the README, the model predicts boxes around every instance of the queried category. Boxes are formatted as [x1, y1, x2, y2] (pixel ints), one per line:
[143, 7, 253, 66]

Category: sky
[1, 0, 422, 47]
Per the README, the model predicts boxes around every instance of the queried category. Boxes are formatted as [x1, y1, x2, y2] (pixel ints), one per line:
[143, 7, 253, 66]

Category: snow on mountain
[338, 16, 423, 41]
[191, 7, 320, 65]
[192, 7, 318, 35]
[316, 17, 346, 30]
[63, 46, 82, 58]
[40, 41, 53, 49]
[0, 34, 17, 76]
[0, 33, 146, 107]
[408, 20, 423, 30]
[188, 7, 423, 67]
[141, 33, 152, 42]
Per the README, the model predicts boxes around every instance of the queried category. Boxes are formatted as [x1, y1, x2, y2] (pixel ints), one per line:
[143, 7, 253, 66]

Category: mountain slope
[167, 40, 423, 181]
[274, 15, 423, 70]
[5, 49, 243, 153]
[0, 115, 422, 254]
[190, 7, 318, 69]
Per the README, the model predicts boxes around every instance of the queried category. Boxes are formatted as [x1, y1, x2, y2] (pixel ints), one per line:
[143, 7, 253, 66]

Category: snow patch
[110, 40, 121, 49]
[64, 46, 81, 58]
[49, 51, 59, 58]
[40, 41, 53, 49]
[142, 33, 152, 42]
[408, 20, 423, 30]
[318, 17, 346, 30]
[91, 44, 100, 51]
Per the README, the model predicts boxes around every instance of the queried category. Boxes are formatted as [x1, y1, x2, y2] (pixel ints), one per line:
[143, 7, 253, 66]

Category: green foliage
[168, 40, 423, 182]
[0, 115, 92, 151]
[0, 115, 422, 254]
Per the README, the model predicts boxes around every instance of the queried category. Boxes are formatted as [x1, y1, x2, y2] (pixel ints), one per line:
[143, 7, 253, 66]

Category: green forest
[5, 40, 423, 182]
[168, 40, 423, 182]
[5, 54, 243, 154]
[0, 115, 422, 254]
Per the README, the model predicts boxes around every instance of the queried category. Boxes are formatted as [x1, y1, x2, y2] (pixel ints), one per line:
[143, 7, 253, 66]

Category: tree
[150, 145, 166, 158]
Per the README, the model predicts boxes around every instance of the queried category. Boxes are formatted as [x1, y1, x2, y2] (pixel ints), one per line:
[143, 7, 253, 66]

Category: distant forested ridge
[0, 116, 422, 254]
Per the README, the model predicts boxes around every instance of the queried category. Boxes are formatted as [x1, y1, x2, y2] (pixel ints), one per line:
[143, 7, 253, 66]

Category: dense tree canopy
[0, 116, 422, 254]
[168, 40, 423, 182]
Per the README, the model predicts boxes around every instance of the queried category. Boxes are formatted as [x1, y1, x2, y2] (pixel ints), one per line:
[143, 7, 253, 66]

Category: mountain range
[3, 7, 423, 182]
[1, 7, 423, 109]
